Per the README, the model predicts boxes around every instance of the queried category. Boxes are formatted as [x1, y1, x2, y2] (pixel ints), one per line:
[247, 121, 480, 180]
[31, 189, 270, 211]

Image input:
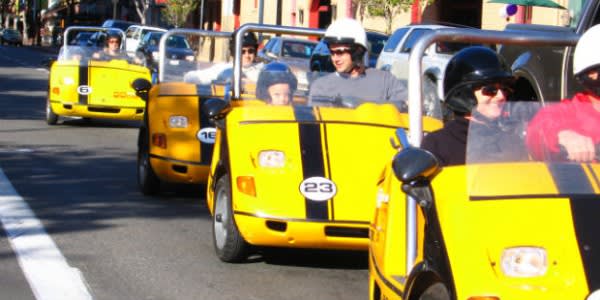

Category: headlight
[168, 116, 188, 128]
[501, 247, 547, 277]
[151, 51, 159, 60]
[63, 77, 74, 85]
[185, 55, 195, 62]
[258, 151, 285, 168]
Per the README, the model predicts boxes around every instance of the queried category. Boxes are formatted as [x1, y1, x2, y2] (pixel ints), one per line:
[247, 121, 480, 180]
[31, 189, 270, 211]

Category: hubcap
[138, 152, 148, 184]
[214, 185, 228, 250]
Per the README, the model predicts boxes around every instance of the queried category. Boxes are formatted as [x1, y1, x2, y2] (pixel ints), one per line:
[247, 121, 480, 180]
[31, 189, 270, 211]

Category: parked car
[498, 0, 597, 103]
[68, 32, 94, 47]
[124, 25, 166, 53]
[257, 36, 317, 89]
[258, 36, 317, 67]
[309, 30, 389, 72]
[136, 31, 195, 70]
[376, 24, 474, 101]
[102, 19, 138, 31]
[0, 28, 23, 46]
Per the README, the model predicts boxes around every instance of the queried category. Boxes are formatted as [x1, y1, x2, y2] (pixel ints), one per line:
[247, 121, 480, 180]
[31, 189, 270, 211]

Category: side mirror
[202, 98, 231, 122]
[392, 147, 440, 208]
[131, 78, 152, 102]
[392, 147, 439, 183]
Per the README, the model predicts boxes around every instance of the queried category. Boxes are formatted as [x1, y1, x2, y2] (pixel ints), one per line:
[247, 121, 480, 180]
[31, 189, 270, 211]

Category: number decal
[299, 177, 337, 201]
[197, 127, 216, 144]
[77, 85, 92, 95]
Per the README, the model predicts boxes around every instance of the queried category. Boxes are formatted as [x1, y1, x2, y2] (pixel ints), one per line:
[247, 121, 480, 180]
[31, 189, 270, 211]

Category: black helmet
[443, 46, 514, 115]
[105, 30, 122, 46]
[229, 29, 258, 57]
[256, 62, 298, 102]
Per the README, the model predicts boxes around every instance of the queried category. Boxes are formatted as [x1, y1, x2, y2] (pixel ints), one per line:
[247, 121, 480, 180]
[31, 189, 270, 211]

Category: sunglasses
[242, 48, 256, 54]
[479, 84, 513, 97]
[108, 40, 120, 44]
[329, 47, 352, 56]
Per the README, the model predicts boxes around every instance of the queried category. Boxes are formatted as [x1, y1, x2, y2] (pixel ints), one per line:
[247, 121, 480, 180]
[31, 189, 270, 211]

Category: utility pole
[112, 0, 118, 19]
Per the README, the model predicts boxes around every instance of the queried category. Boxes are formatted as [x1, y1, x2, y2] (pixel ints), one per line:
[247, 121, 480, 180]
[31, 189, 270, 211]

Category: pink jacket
[526, 92, 600, 160]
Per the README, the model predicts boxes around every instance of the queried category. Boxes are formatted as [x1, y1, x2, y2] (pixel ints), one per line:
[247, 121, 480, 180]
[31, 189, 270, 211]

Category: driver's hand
[558, 130, 595, 162]
[92, 52, 101, 59]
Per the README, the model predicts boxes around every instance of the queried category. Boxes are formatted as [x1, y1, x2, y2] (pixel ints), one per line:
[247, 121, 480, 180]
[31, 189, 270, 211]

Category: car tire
[212, 175, 248, 263]
[418, 282, 450, 300]
[46, 98, 59, 125]
[137, 131, 161, 195]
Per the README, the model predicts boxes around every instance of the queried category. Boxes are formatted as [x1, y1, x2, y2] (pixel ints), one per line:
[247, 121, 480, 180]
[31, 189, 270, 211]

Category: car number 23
[299, 177, 337, 201]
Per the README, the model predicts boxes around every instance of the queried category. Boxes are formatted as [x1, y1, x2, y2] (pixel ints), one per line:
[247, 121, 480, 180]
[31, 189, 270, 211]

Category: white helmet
[324, 18, 367, 50]
[573, 24, 600, 76]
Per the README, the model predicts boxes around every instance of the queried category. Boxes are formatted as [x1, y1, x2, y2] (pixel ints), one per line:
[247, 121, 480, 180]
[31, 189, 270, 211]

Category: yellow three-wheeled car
[368, 28, 600, 300]
[47, 26, 151, 125]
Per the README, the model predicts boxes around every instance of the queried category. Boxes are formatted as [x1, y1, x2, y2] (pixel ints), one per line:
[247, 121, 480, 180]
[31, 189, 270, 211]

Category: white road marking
[0, 167, 93, 300]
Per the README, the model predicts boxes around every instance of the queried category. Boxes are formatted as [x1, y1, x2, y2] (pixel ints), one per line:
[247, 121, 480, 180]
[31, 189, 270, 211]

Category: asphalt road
[0, 44, 369, 300]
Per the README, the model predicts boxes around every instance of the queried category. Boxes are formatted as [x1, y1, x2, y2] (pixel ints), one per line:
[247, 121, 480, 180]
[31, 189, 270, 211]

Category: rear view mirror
[131, 78, 152, 101]
[392, 147, 440, 208]
[202, 98, 231, 121]
[392, 147, 440, 183]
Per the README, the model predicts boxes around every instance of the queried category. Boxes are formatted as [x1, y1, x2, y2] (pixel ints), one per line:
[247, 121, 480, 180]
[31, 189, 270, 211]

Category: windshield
[162, 31, 231, 97]
[57, 45, 147, 66]
[465, 101, 599, 198]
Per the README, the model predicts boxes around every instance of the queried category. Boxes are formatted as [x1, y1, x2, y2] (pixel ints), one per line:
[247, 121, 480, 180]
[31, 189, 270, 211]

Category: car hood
[431, 163, 600, 296]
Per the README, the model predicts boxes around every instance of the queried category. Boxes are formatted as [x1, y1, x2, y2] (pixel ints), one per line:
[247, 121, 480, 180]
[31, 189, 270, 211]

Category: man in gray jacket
[309, 18, 407, 104]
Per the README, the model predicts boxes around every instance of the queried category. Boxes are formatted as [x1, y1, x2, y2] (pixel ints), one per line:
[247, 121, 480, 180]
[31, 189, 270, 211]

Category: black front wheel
[137, 132, 161, 195]
[46, 99, 59, 125]
[418, 282, 450, 300]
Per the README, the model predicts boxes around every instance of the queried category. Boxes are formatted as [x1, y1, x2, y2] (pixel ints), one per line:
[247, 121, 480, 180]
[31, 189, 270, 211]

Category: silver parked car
[376, 24, 474, 101]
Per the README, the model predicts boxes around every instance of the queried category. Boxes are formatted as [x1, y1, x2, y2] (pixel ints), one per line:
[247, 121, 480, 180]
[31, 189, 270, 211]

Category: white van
[124, 25, 166, 53]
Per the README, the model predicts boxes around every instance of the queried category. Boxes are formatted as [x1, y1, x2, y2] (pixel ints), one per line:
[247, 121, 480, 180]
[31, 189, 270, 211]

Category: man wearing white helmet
[308, 18, 407, 103]
[526, 24, 600, 162]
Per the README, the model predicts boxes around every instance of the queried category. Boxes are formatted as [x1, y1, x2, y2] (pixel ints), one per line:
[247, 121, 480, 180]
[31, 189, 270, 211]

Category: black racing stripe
[78, 59, 89, 104]
[549, 164, 600, 291]
[322, 120, 335, 220]
[569, 196, 600, 292]
[198, 96, 214, 164]
[294, 106, 328, 220]
[548, 164, 594, 194]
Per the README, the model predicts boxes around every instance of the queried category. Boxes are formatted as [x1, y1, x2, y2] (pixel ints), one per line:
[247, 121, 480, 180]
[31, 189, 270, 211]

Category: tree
[161, 0, 197, 28]
[132, 0, 150, 25]
[354, 0, 435, 34]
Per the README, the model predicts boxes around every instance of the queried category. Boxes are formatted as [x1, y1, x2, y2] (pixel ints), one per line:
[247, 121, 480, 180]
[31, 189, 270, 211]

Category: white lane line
[0, 167, 93, 300]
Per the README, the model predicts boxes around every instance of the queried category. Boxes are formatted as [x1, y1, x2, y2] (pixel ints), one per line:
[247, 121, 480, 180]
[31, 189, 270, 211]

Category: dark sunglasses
[329, 47, 352, 56]
[242, 48, 256, 54]
[479, 84, 513, 97]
